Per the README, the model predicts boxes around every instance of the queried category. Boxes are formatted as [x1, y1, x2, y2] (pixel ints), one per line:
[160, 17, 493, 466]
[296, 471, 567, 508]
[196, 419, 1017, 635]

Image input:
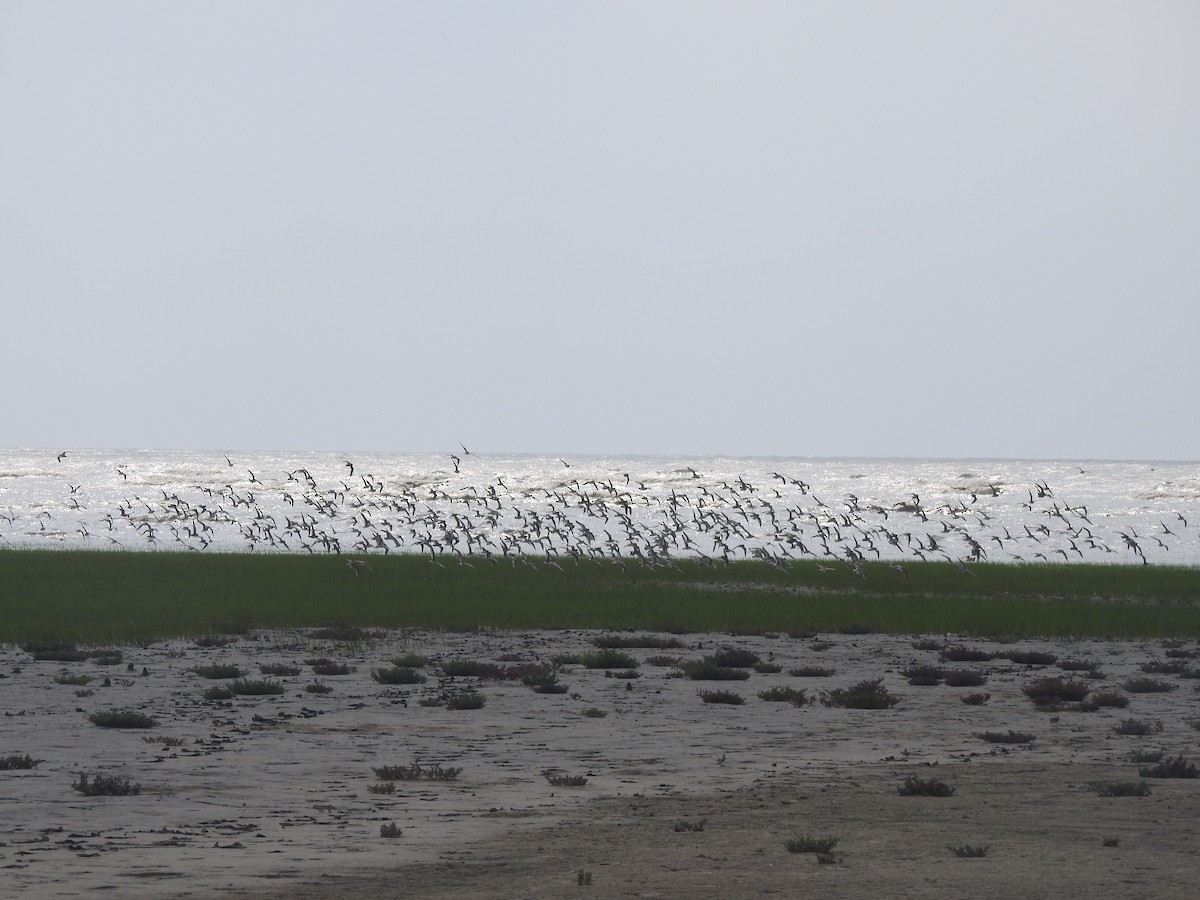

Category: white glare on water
[1, 449, 1198, 568]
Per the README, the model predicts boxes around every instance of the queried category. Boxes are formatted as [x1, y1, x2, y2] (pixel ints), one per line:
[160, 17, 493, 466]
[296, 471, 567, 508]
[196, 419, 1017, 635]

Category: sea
[2, 449, 1199, 568]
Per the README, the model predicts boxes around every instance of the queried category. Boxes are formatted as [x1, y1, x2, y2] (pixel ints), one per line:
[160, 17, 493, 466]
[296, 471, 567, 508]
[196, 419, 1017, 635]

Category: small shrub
[304, 680, 332, 694]
[753, 662, 783, 674]
[143, 735, 185, 747]
[73, 772, 141, 796]
[194, 635, 237, 648]
[948, 844, 989, 858]
[546, 773, 588, 787]
[973, 730, 1034, 744]
[673, 818, 706, 833]
[444, 691, 485, 710]
[192, 664, 244, 680]
[960, 692, 991, 705]
[1092, 692, 1129, 708]
[1129, 749, 1165, 763]
[1057, 658, 1096, 671]
[371, 667, 427, 685]
[912, 639, 943, 651]
[645, 655, 682, 667]
[758, 686, 807, 703]
[786, 834, 839, 854]
[822, 678, 900, 709]
[549, 653, 581, 667]
[1093, 781, 1152, 797]
[592, 634, 683, 650]
[901, 665, 944, 686]
[1139, 659, 1188, 674]
[898, 776, 955, 797]
[90, 653, 123, 666]
[700, 689, 745, 705]
[678, 659, 751, 681]
[944, 670, 988, 687]
[940, 646, 994, 663]
[379, 822, 402, 838]
[1103, 836, 1120, 847]
[373, 763, 462, 782]
[1113, 719, 1163, 736]
[306, 658, 355, 676]
[417, 697, 444, 707]
[1123, 678, 1177, 694]
[260, 663, 301, 676]
[1139, 755, 1198, 779]
[579, 650, 640, 670]
[53, 674, 92, 686]
[0, 754, 41, 770]
[88, 709, 157, 729]
[607, 669, 640, 680]
[390, 652, 429, 668]
[1022, 677, 1090, 706]
[576, 869, 593, 885]
[789, 666, 835, 678]
[581, 708, 607, 718]
[230, 678, 285, 696]
[534, 682, 569, 694]
[1002, 650, 1058, 666]
[367, 782, 395, 794]
[709, 648, 760, 668]
[24, 643, 89, 662]
[203, 685, 234, 701]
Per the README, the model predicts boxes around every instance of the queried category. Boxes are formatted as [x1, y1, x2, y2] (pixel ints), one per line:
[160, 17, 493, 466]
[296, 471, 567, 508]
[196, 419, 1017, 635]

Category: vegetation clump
[0, 754, 41, 770]
[901, 664, 943, 686]
[821, 678, 900, 709]
[192, 664, 245, 679]
[789, 666, 835, 678]
[306, 658, 356, 676]
[592, 634, 683, 650]
[546, 773, 588, 787]
[677, 657, 752, 681]
[53, 673, 92, 686]
[443, 691, 485, 710]
[1093, 781, 1152, 797]
[1139, 755, 1198, 779]
[203, 685, 235, 700]
[73, 772, 141, 796]
[960, 692, 991, 705]
[673, 818, 706, 832]
[230, 678, 285, 696]
[379, 822, 402, 838]
[786, 834, 839, 854]
[1113, 719, 1163, 736]
[709, 647, 760, 668]
[260, 663, 301, 676]
[1001, 649, 1058, 666]
[699, 689, 745, 705]
[758, 686, 807, 703]
[1022, 677, 1090, 708]
[372, 763, 462, 782]
[579, 649, 640, 670]
[371, 666, 427, 685]
[940, 646, 994, 663]
[948, 844, 989, 858]
[1122, 677, 1177, 694]
[88, 709, 157, 729]
[898, 776, 955, 797]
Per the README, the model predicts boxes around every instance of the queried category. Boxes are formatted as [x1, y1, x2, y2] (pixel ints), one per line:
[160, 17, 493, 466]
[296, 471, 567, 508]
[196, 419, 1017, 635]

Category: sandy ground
[2, 628, 1199, 899]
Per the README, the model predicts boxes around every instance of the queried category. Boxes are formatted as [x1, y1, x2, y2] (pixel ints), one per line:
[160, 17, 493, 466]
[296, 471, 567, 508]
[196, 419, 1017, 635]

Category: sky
[2, 2, 1198, 460]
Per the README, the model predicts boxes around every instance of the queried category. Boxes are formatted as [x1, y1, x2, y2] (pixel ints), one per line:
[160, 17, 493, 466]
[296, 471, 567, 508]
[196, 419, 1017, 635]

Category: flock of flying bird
[0, 449, 1194, 575]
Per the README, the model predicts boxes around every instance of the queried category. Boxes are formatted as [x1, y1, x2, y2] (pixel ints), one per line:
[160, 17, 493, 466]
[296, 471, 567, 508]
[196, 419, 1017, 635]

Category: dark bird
[56, 451, 67, 462]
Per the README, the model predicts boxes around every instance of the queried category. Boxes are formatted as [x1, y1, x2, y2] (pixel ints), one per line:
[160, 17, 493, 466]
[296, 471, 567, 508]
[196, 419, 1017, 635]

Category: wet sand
[3, 629, 1198, 898]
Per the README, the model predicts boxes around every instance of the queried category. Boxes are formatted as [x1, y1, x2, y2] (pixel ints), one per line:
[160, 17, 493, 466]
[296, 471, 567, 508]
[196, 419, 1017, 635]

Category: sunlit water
[2, 449, 1198, 567]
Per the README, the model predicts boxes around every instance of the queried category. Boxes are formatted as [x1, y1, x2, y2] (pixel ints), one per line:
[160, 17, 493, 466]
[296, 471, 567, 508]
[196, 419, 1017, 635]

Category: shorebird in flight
[57, 451, 68, 462]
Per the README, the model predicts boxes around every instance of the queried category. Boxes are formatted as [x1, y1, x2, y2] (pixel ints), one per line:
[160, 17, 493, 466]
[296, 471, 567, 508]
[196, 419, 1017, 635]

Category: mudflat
[3, 629, 1197, 899]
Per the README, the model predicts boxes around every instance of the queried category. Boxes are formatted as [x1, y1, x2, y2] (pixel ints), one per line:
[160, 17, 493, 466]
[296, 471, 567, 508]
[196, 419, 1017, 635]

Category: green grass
[2, 550, 1199, 644]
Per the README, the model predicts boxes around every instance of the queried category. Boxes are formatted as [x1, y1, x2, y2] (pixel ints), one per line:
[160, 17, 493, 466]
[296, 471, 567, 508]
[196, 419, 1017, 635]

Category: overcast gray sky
[3, 2, 1197, 460]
